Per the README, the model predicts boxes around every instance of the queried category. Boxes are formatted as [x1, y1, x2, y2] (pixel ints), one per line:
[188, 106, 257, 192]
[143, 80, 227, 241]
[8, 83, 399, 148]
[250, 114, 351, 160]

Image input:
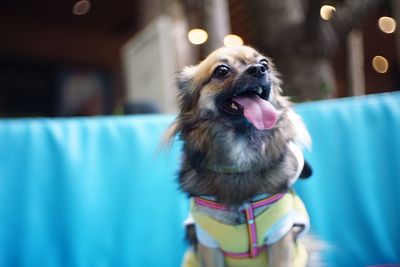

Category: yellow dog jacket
[181, 143, 310, 267]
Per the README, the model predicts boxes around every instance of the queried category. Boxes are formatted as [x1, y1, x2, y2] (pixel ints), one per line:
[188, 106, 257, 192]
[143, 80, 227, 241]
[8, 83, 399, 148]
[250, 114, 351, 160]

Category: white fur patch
[287, 110, 311, 149]
[181, 66, 197, 79]
[228, 134, 250, 162]
[198, 90, 217, 112]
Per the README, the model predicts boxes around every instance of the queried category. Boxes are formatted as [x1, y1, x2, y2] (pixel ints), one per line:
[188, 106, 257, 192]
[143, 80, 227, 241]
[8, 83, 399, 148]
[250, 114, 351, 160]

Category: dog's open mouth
[222, 87, 279, 130]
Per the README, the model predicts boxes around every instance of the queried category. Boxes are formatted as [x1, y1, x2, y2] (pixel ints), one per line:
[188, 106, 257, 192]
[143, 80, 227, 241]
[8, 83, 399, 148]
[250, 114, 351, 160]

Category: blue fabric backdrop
[0, 92, 399, 266]
[295, 93, 400, 266]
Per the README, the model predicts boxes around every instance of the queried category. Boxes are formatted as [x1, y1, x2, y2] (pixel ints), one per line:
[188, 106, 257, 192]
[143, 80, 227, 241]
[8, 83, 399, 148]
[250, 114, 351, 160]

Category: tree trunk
[274, 55, 336, 101]
[247, 0, 335, 100]
[347, 30, 366, 96]
[203, 0, 231, 53]
[247, 0, 384, 101]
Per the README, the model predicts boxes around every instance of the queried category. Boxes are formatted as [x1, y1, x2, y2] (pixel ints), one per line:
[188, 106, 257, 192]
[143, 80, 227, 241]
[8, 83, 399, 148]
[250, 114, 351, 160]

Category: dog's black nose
[246, 64, 267, 78]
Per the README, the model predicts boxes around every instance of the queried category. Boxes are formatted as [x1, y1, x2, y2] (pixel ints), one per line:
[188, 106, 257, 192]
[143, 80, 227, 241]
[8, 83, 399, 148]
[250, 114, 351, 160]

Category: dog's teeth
[231, 102, 239, 110]
[257, 87, 262, 94]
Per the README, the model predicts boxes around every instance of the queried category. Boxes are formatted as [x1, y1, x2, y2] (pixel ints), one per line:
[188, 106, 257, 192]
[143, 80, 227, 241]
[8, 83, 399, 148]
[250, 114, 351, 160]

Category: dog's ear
[176, 66, 199, 113]
[177, 66, 197, 91]
[161, 66, 199, 147]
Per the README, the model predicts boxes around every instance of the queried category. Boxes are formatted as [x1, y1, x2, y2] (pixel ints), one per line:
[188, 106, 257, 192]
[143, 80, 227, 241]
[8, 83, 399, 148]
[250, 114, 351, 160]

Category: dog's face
[169, 46, 309, 199]
[177, 46, 282, 131]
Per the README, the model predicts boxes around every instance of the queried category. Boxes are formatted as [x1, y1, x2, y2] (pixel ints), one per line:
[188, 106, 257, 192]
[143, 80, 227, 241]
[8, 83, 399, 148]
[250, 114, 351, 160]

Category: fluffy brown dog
[167, 46, 315, 267]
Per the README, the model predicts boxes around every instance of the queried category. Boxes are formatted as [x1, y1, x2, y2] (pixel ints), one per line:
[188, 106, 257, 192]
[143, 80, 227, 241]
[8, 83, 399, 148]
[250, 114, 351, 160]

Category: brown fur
[168, 46, 310, 206]
[168, 46, 315, 266]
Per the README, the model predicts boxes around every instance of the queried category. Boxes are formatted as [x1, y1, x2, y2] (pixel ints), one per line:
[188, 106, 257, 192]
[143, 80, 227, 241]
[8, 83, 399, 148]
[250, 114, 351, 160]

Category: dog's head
[168, 46, 309, 188]
[176, 46, 282, 130]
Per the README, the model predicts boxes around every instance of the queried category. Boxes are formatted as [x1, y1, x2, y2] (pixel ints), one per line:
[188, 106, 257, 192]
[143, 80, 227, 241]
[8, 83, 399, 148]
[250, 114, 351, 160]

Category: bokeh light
[73, 0, 91, 16]
[378, 16, 396, 34]
[320, 5, 336, 20]
[188, 29, 208, 45]
[372, 56, 389, 74]
[223, 34, 244, 47]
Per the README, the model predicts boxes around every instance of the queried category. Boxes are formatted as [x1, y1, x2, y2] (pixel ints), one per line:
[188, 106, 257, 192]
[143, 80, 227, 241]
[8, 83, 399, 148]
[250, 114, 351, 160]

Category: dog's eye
[213, 65, 231, 79]
[259, 59, 269, 70]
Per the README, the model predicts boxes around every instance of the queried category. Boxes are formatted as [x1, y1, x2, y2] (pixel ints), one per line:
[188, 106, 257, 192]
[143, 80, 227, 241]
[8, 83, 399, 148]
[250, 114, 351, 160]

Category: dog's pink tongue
[233, 95, 278, 130]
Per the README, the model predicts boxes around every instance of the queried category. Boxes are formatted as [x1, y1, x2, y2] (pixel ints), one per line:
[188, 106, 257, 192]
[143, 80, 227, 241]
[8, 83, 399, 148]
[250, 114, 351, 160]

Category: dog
[166, 45, 316, 267]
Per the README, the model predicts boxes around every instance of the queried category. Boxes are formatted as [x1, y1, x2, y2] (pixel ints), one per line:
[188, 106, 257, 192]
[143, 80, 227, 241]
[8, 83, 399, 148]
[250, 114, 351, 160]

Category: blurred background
[0, 0, 398, 116]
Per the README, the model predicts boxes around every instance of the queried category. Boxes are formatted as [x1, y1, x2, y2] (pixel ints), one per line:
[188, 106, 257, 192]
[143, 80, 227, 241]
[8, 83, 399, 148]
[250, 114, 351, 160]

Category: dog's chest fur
[207, 129, 269, 173]
[179, 140, 300, 207]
